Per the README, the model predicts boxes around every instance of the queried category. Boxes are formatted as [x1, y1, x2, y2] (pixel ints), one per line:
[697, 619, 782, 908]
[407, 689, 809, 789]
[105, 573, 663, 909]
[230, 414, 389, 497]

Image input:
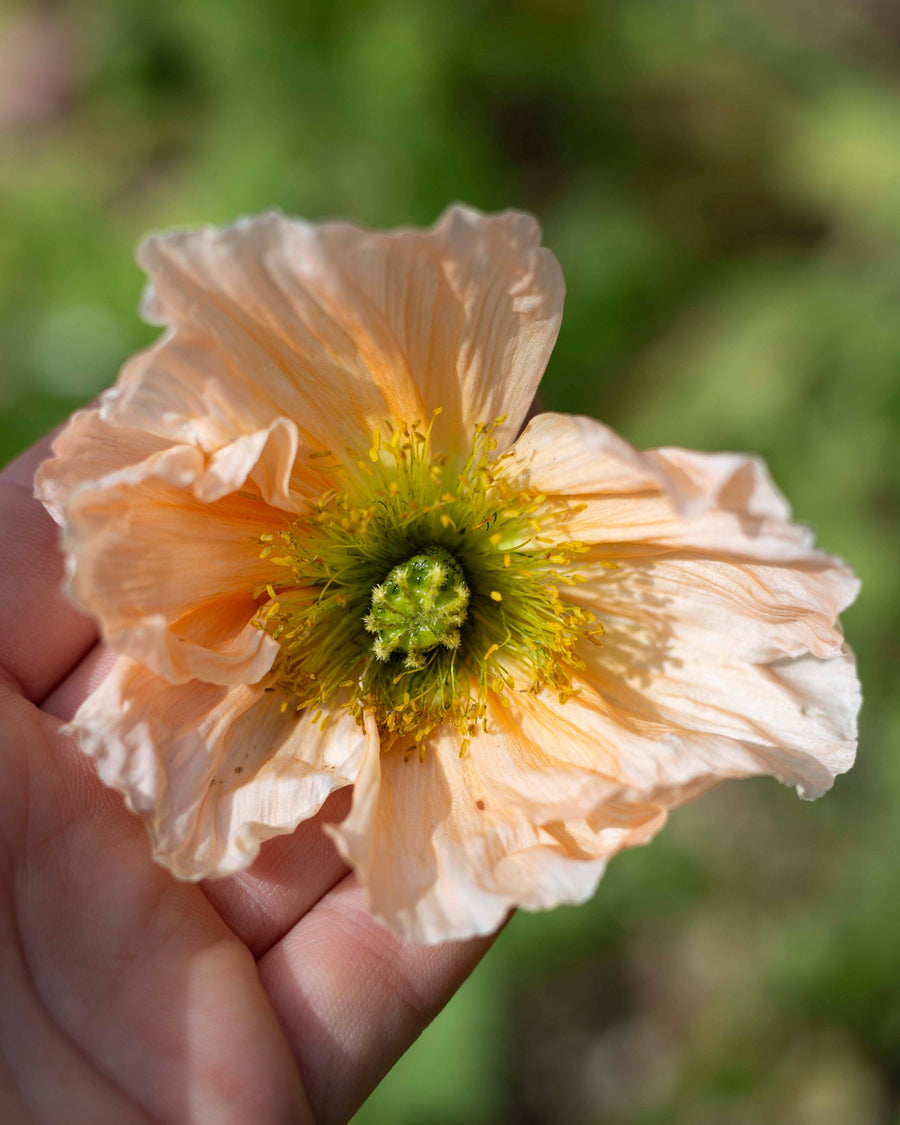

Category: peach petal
[71, 656, 369, 879]
[522, 667, 856, 802]
[332, 663, 856, 943]
[569, 552, 856, 668]
[345, 670, 857, 941]
[328, 721, 610, 945]
[121, 212, 427, 456]
[190, 417, 303, 510]
[107, 208, 563, 466]
[111, 328, 276, 452]
[505, 413, 830, 561]
[62, 438, 294, 685]
[505, 412, 859, 800]
[317, 204, 565, 451]
[504, 412, 671, 498]
[540, 805, 672, 865]
[35, 405, 174, 524]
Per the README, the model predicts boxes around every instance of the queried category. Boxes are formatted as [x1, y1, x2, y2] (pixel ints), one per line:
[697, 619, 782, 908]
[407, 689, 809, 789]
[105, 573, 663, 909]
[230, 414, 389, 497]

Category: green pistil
[364, 547, 469, 669]
[254, 416, 603, 751]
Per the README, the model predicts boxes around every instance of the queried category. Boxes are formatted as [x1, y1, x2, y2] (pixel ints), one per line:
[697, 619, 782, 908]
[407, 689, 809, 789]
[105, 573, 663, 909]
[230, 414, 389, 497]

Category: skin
[0, 433, 495, 1125]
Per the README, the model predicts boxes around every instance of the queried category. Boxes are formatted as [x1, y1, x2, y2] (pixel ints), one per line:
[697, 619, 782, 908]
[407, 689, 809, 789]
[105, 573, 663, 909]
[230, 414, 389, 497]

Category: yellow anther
[257, 414, 605, 751]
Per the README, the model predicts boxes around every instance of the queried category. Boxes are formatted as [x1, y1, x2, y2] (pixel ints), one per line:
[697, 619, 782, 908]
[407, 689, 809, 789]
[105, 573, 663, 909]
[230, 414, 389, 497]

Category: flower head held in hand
[36, 207, 860, 943]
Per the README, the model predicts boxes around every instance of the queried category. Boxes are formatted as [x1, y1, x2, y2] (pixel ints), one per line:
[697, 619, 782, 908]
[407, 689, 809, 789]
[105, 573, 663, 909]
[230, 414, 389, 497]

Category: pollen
[254, 414, 604, 749]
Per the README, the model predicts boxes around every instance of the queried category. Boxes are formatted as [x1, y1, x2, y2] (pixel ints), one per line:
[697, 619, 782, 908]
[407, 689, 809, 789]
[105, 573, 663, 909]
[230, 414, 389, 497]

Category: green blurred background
[1, 0, 897, 1121]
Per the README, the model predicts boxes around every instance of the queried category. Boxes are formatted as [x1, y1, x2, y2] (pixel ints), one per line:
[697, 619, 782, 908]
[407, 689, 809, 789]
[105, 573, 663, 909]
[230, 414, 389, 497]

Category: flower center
[254, 416, 603, 752]
[365, 548, 469, 669]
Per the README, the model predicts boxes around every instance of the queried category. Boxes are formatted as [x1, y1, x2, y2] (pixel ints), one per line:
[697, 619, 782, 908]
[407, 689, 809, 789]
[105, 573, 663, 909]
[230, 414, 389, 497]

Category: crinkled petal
[317, 204, 565, 451]
[505, 411, 860, 797]
[194, 416, 301, 509]
[108, 207, 563, 461]
[327, 684, 740, 945]
[71, 656, 369, 879]
[35, 404, 174, 524]
[131, 212, 426, 454]
[570, 552, 854, 666]
[516, 672, 856, 802]
[60, 435, 299, 685]
[328, 715, 612, 945]
[505, 413, 835, 560]
[329, 649, 861, 944]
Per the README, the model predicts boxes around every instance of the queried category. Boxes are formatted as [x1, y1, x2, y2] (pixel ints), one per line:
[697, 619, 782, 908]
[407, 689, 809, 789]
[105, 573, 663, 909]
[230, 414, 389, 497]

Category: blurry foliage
[1, 0, 898, 1121]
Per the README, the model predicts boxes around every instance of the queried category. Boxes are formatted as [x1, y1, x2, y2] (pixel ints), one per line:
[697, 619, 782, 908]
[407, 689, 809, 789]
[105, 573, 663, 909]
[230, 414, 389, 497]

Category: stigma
[365, 547, 469, 669]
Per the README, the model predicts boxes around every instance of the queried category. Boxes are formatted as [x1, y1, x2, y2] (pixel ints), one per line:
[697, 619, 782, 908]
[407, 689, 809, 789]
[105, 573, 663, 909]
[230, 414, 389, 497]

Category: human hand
[0, 432, 494, 1125]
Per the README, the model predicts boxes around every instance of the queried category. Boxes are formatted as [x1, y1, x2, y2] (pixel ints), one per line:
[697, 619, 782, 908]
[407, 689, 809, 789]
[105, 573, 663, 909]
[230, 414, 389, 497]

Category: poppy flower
[36, 206, 860, 943]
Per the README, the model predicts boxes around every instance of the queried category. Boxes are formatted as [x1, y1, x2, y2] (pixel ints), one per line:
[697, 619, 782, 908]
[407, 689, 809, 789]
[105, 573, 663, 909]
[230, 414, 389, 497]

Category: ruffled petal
[71, 656, 369, 878]
[108, 208, 563, 462]
[328, 715, 612, 944]
[504, 411, 860, 799]
[570, 551, 854, 666]
[329, 647, 862, 944]
[193, 416, 300, 510]
[316, 204, 565, 451]
[515, 671, 856, 802]
[504, 413, 836, 561]
[136, 212, 429, 450]
[35, 405, 174, 524]
[596, 637, 861, 798]
[60, 434, 300, 685]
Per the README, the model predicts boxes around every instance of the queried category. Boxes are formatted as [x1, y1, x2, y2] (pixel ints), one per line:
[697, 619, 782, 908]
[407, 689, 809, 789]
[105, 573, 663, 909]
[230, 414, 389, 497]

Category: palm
[0, 439, 492, 1125]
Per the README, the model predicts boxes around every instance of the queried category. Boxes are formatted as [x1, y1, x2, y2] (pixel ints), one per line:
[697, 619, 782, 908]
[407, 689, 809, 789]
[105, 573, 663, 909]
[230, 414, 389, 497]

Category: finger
[201, 790, 352, 958]
[40, 642, 117, 722]
[0, 910, 153, 1125]
[0, 433, 97, 701]
[0, 425, 63, 487]
[258, 874, 499, 1125]
[3, 683, 313, 1125]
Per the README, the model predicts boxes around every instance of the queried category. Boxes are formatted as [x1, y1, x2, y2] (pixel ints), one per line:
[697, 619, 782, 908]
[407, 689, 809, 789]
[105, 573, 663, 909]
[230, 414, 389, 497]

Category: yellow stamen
[255, 414, 609, 753]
